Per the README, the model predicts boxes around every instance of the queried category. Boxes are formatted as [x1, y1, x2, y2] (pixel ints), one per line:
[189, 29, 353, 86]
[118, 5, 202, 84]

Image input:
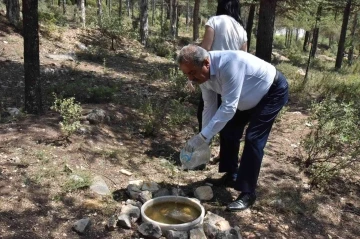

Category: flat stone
[117, 214, 132, 229]
[106, 215, 118, 231]
[86, 109, 106, 124]
[203, 222, 219, 239]
[121, 204, 140, 222]
[204, 212, 231, 231]
[46, 54, 75, 61]
[164, 230, 189, 239]
[90, 176, 110, 195]
[190, 227, 207, 239]
[142, 181, 160, 192]
[194, 186, 213, 201]
[138, 222, 162, 239]
[138, 190, 152, 204]
[120, 169, 132, 176]
[127, 184, 142, 199]
[216, 226, 242, 239]
[153, 188, 171, 198]
[72, 218, 90, 234]
[125, 199, 142, 209]
[129, 180, 144, 188]
[171, 187, 186, 197]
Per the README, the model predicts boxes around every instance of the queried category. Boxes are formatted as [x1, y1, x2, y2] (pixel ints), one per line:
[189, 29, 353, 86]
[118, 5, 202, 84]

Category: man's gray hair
[177, 44, 209, 67]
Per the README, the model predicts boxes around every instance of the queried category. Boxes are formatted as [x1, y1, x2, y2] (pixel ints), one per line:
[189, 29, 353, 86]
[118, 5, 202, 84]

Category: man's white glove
[184, 133, 207, 152]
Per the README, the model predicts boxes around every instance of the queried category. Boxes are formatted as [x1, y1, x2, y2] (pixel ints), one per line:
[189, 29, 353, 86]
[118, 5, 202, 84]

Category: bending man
[178, 45, 289, 211]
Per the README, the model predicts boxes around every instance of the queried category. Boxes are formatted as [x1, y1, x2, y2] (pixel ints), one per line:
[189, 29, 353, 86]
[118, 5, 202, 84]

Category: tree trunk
[23, 0, 42, 114]
[4, 0, 20, 26]
[97, 0, 102, 26]
[169, 0, 173, 34]
[160, 0, 163, 35]
[303, 30, 310, 51]
[140, 0, 148, 46]
[107, 0, 111, 15]
[255, 0, 277, 63]
[62, 0, 66, 14]
[151, 0, 155, 25]
[170, 0, 177, 39]
[118, 0, 122, 16]
[348, 12, 357, 65]
[310, 27, 319, 58]
[186, 0, 189, 26]
[127, 0, 130, 16]
[131, 0, 134, 18]
[192, 0, 200, 41]
[335, 0, 352, 70]
[295, 28, 299, 42]
[80, 0, 86, 28]
[176, 5, 180, 37]
[246, 3, 255, 52]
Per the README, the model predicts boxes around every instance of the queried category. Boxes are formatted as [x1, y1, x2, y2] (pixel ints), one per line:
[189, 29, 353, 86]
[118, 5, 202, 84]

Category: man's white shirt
[200, 50, 277, 140]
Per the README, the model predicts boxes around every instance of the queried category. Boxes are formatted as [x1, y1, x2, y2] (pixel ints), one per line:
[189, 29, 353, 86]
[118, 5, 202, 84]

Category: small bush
[301, 97, 360, 187]
[147, 37, 173, 58]
[62, 173, 91, 192]
[51, 94, 83, 138]
[139, 96, 166, 137]
[87, 86, 116, 103]
[168, 99, 192, 126]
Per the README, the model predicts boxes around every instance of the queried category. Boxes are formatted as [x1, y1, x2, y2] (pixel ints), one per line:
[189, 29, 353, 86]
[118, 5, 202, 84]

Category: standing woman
[197, 0, 248, 185]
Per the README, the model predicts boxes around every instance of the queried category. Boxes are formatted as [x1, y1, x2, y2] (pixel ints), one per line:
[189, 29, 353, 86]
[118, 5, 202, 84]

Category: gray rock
[86, 109, 107, 124]
[125, 199, 142, 209]
[216, 226, 242, 239]
[203, 222, 219, 239]
[127, 184, 142, 200]
[164, 230, 189, 239]
[72, 218, 90, 234]
[138, 190, 152, 204]
[117, 214, 132, 229]
[77, 127, 87, 135]
[121, 204, 140, 222]
[142, 181, 160, 192]
[76, 42, 88, 51]
[190, 227, 207, 239]
[204, 212, 231, 231]
[171, 187, 186, 197]
[46, 54, 75, 61]
[138, 222, 162, 239]
[106, 215, 118, 231]
[7, 107, 20, 117]
[194, 186, 213, 201]
[129, 179, 144, 188]
[90, 176, 110, 195]
[153, 188, 171, 198]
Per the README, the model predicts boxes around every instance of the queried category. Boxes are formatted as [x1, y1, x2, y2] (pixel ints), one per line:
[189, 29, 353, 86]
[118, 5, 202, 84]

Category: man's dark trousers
[218, 71, 289, 193]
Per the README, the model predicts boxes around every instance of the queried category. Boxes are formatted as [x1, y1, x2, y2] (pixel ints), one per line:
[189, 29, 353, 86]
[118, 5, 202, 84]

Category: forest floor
[0, 12, 359, 239]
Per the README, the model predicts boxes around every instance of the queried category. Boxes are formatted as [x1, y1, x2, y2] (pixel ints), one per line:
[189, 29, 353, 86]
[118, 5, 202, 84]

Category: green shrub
[51, 94, 83, 138]
[62, 173, 91, 192]
[139, 96, 166, 137]
[87, 86, 116, 103]
[301, 97, 360, 187]
[168, 99, 192, 126]
[147, 37, 172, 57]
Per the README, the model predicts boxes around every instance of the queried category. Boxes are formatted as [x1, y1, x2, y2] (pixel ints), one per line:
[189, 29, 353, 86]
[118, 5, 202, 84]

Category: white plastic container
[180, 144, 211, 170]
[141, 196, 205, 231]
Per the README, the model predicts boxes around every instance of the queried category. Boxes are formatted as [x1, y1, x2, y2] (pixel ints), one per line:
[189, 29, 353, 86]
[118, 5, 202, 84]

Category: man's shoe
[226, 193, 256, 211]
[206, 172, 236, 188]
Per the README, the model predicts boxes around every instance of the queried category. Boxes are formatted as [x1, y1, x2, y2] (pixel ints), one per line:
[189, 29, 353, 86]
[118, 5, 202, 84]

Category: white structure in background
[275, 28, 306, 38]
